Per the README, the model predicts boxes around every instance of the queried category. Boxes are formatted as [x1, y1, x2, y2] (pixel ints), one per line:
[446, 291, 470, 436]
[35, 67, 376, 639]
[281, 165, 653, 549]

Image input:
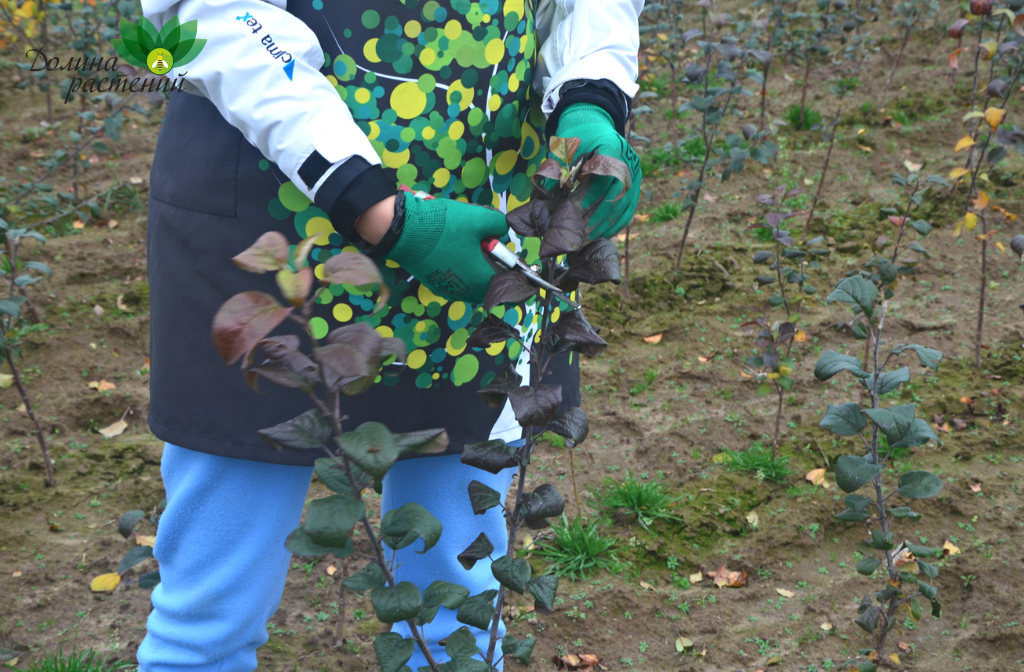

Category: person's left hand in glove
[553, 102, 642, 240]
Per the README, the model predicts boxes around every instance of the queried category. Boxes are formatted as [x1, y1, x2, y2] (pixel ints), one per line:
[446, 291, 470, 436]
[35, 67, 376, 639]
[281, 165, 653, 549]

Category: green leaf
[863, 405, 916, 445]
[856, 662, 878, 672]
[547, 407, 589, 447]
[889, 507, 922, 521]
[460, 439, 519, 474]
[501, 635, 538, 665]
[285, 526, 352, 559]
[0, 299, 22, 318]
[305, 495, 365, 549]
[258, 408, 333, 451]
[834, 508, 872, 522]
[834, 455, 882, 493]
[393, 428, 449, 459]
[491, 555, 532, 594]
[909, 219, 931, 236]
[896, 471, 943, 499]
[457, 533, 494, 571]
[845, 494, 872, 510]
[527, 573, 559, 614]
[118, 545, 153, 574]
[342, 561, 387, 592]
[931, 597, 942, 618]
[313, 457, 370, 499]
[827, 275, 877, 316]
[138, 570, 161, 589]
[917, 560, 938, 579]
[339, 422, 397, 480]
[861, 367, 910, 395]
[117, 510, 146, 539]
[468, 480, 501, 515]
[890, 419, 937, 449]
[814, 350, 868, 381]
[869, 529, 894, 550]
[370, 582, 423, 623]
[520, 484, 565, 526]
[456, 589, 498, 630]
[422, 580, 470, 609]
[443, 626, 483, 662]
[906, 543, 940, 559]
[854, 605, 881, 633]
[856, 557, 880, 576]
[919, 582, 938, 600]
[819, 403, 867, 436]
[373, 632, 414, 672]
[380, 502, 442, 554]
[891, 344, 942, 370]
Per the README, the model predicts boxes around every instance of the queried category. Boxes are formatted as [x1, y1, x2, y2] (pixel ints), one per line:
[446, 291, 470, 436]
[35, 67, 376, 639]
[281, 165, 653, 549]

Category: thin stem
[802, 115, 839, 238]
[798, 59, 811, 129]
[890, 181, 921, 264]
[7, 347, 53, 487]
[772, 384, 783, 459]
[975, 214, 987, 369]
[881, 21, 913, 100]
[964, 18, 987, 174]
[774, 227, 791, 316]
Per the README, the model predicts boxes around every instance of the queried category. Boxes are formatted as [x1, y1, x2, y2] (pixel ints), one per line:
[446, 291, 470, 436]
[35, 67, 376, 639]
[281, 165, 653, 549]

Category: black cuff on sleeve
[545, 79, 632, 139]
[355, 190, 405, 259]
[310, 155, 395, 241]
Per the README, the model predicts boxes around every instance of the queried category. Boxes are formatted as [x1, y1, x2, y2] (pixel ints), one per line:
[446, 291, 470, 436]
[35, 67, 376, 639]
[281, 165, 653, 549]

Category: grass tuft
[721, 442, 793, 483]
[21, 648, 131, 672]
[588, 470, 682, 531]
[783, 104, 822, 131]
[534, 515, 619, 580]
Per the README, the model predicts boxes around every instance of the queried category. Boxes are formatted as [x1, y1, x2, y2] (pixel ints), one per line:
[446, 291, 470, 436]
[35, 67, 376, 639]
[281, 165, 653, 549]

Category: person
[136, 0, 642, 669]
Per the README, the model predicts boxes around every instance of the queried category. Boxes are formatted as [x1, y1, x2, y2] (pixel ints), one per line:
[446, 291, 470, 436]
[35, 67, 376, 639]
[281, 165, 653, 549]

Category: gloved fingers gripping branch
[386, 192, 509, 305]
[551, 103, 642, 240]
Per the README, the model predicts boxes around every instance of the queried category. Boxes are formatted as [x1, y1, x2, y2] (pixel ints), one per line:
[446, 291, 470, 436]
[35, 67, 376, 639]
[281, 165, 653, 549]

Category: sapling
[468, 135, 626, 664]
[671, 0, 778, 269]
[742, 307, 798, 455]
[815, 274, 946, 670]
[880, 0, 939, 100]
[211, 133, 626, 671]
[0, 221, 54, 487]
[750, 0, 787, 130]
[779, 2, 833, 130]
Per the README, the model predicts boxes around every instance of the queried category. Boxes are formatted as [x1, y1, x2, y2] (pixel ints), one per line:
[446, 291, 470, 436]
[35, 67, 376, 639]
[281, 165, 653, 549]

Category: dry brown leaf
[0, 373, 13, 389]
[898, 641, 911, 653]
[942, 539, 961, 557]
[12, 570, 22, 577]
[857, 144, 873, 153]
[708, 565, 748, 588]
[696, 645, 707, 657]
[820, 622, 833, 631]
[688, 572, 703, 584]
[99, 419, 128, 439]
[794, 330, 807, 342]
[116, 294, 133, 312]
[88, 380, 116, 392]
[639, 580, 654, 590]
[93, 305, 105, 316]
[703, 193, 716, 203]
[16, 403, 26, 414]
[552, 652, 603, 671]
[776, 588, 795, 598]
[806, 468, 826, 486]
[959, 396, 973, 405]
[72, 220, 86, 229]
[903, 159, 923, 173]
[675, 636, 693, 651]
[107, 219, 119, 229]
[135, 534, 156, 547]
[643, 333, 663, 344]
[90, 573, 121, 592]
[746, 511, 759, 528]
[970, 483, 982, 493]
[697, 350, 716, 363]
[326, 564, 337, 576]
[889, 653, 900, 665]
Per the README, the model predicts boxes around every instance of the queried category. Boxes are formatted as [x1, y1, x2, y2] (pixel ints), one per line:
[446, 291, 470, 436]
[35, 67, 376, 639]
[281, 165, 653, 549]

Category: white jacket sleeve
[533, 0, 644, 115]
[142, 0, 381, 201]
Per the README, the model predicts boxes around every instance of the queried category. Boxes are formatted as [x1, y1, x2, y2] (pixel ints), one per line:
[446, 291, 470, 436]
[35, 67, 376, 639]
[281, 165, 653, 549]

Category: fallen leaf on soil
[765, 656, 782, 666]
[857, 145, 873, 153]
[942, 540, 961, 557]
[696, 645, 707, 657]
[711, 452, 729, 464]
[959, 396, 973, 405]
[803, 178, 814, 186]
[614, 232, 640, 242]
[806, 468, 827, 486]
[93, 305, 105, 316]
[16, 403, 26, 414]
[72, 220, 86, 229]
[12, 570, 22, 577]
[856, 128, 866, 135]
[794, 330, 807, 342]
[99, 419, 128, 439]
[689, 572, 703, 584]
[135, 534, 155, 547]
[820, 622, 833, 631]
[697, 350, 716, 362]
[90, 573, 122, 592]
[703, 193, 715, 203]
[889, 653, 900, 665]
[116, 294, 133, 312]
[933, 422, 951, 433]
[776, 588, 795, 598]
[903, 160, 922, 173]
[951, 418, 968, 431]
[0, 373, 12, 389]
[107, 219, 119, 229]
[898, 641, 910, 652]
[639, 580, 654, 590]
[643, 333, 663, 344]
[632, 213, 650, 223]
[746, 511, 759, 528]
[326, 565, 337, 576]
[675, 636, 693, 651]
[708, 565, 747, 588]
[129, 176, 145, 185]
[552, 653, 602, 671]
[970, 483, 982, 493]
[88, 380, 116, 391]
[49, 521, 63, 532]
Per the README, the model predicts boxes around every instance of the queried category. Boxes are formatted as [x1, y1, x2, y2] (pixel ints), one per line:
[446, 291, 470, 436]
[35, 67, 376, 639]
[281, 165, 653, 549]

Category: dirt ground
[1, 11, 1023, 672]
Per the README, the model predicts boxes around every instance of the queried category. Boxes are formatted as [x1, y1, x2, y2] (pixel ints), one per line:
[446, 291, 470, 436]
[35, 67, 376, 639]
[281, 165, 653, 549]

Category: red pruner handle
[480, 237, 519, 269]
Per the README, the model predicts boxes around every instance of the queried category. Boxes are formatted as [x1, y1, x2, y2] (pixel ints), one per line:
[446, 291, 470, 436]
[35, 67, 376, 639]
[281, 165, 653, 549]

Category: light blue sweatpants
[137, 442, 516, 672]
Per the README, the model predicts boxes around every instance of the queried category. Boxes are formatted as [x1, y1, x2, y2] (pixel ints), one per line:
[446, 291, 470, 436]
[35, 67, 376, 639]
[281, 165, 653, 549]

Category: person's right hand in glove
[354, 192, 508, 305]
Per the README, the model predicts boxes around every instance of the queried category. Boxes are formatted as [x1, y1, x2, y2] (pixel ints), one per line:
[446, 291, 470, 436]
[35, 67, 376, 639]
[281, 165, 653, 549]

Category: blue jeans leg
[136, 443, 313, 672]
[381, 449, 519, 671]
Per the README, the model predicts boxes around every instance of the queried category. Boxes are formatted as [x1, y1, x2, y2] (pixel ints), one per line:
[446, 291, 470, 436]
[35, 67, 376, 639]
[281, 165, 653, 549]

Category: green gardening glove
[553, 103, 642, 239]
[387, 192, 508, 304]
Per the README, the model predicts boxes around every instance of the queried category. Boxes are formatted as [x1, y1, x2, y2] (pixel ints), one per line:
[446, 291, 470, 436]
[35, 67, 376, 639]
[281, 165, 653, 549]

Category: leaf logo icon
[112, 16, 206, 76]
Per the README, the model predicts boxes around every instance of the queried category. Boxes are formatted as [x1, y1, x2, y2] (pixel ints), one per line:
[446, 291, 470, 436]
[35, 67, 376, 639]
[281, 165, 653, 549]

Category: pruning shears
[480, 237, 580, 308]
